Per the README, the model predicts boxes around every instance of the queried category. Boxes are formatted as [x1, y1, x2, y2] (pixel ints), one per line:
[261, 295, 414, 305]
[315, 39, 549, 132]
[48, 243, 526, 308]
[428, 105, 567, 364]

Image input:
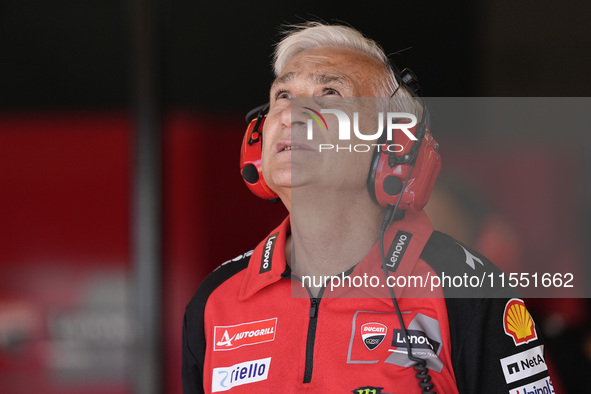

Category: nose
[278, 100, 292, 129]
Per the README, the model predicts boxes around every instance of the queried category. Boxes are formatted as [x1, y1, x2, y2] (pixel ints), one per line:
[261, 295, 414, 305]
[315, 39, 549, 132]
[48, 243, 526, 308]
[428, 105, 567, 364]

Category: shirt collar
[239, 216, 291, 301]
[344, 209, 434, 302]
[239, 210, 433, 301]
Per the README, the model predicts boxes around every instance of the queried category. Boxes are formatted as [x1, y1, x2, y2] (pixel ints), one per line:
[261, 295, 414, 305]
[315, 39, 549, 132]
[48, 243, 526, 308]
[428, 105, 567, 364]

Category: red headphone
[240, 106, 279, 201]
[366, 120, 441, 210]
[239, 71, 441, 211]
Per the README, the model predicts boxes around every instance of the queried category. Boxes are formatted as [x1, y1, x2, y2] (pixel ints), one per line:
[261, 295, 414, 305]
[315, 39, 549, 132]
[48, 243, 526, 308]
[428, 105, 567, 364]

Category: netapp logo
[260, 233, 278, 274]
[500, 345, 547, 384]
[385, 231, 412, 272]
[211, 357, 270, 392]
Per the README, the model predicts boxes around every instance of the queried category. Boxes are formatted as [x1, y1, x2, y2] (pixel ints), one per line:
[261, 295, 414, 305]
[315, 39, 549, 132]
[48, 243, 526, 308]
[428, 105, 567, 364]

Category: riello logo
[303, 108, 418, 153]
[211, 357, 271, 392]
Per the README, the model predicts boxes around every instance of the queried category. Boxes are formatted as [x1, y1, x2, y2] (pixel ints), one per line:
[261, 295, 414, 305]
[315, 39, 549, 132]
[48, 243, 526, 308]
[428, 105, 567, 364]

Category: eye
[323, 88, 341, 96]
[275, 90, 291, 100]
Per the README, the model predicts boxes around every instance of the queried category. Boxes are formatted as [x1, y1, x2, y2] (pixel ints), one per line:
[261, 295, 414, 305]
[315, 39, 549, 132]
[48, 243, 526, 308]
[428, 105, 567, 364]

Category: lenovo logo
[385, 231, 412, 272]
[391, 329, 441, 353]
[260, 233, 278, 273]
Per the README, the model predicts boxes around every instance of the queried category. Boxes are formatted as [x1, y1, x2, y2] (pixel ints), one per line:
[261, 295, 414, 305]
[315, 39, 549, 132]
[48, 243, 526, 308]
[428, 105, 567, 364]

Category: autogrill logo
[217, 328, 274, 344]
[214, 318, 277, 351]
[259, 233, 278, 274]
[385, 231, 412, 272]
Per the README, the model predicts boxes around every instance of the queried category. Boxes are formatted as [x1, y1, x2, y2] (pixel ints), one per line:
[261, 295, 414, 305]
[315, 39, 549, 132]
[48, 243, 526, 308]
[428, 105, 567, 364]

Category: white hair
[272, 22, 413, 101]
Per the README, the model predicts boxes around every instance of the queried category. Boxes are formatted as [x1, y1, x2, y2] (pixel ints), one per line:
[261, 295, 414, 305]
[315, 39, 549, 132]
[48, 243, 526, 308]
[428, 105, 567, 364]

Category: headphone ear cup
[240, 116, 279, 201]
[368, 128, 441, 210]
[368, 145, 404, 205]
[370, 146, 408, 208]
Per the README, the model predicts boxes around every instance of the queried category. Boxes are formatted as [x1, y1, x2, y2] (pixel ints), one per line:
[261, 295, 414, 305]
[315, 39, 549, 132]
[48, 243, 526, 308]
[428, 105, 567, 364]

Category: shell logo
[503, 298, 537, 346]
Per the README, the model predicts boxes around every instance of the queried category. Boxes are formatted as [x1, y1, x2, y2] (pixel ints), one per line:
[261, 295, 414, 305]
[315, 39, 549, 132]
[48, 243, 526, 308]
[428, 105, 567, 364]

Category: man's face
[261, 46, 388, 199]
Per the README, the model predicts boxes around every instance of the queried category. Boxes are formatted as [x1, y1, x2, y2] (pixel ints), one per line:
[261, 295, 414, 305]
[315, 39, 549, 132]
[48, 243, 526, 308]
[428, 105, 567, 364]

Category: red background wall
[0, 111, 286, 393]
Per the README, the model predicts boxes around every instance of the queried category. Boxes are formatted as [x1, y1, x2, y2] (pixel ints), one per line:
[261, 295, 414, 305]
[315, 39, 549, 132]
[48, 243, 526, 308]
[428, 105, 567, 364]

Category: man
[183, 22, 553, 393]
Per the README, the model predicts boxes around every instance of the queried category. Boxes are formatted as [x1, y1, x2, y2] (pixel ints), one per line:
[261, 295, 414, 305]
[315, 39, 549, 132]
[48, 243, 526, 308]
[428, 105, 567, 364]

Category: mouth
[276, 142, 311, 153]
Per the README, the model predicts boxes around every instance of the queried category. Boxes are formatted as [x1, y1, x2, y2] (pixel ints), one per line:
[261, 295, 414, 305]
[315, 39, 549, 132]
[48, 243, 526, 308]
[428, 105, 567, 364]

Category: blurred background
[0, 0, 590, 393]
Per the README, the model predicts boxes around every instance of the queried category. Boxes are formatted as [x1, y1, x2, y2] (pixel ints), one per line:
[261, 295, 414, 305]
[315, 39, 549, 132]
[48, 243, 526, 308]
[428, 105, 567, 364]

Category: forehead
[273, 46, 386, 94]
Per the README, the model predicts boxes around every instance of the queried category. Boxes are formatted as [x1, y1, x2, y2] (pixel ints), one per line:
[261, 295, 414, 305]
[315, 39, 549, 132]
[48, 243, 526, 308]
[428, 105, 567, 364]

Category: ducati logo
[361, 322, 387, 350]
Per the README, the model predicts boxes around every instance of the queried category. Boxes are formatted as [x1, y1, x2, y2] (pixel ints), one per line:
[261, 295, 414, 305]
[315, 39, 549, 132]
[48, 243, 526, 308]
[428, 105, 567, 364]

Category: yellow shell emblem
[503, 299, 537, 345]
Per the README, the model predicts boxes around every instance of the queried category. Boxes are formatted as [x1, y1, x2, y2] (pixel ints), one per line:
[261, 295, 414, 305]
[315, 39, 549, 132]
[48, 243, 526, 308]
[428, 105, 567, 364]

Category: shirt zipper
[303, 286, 325, 384]
[283, 268, 326, 384]
[303, 297, 320, 383]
